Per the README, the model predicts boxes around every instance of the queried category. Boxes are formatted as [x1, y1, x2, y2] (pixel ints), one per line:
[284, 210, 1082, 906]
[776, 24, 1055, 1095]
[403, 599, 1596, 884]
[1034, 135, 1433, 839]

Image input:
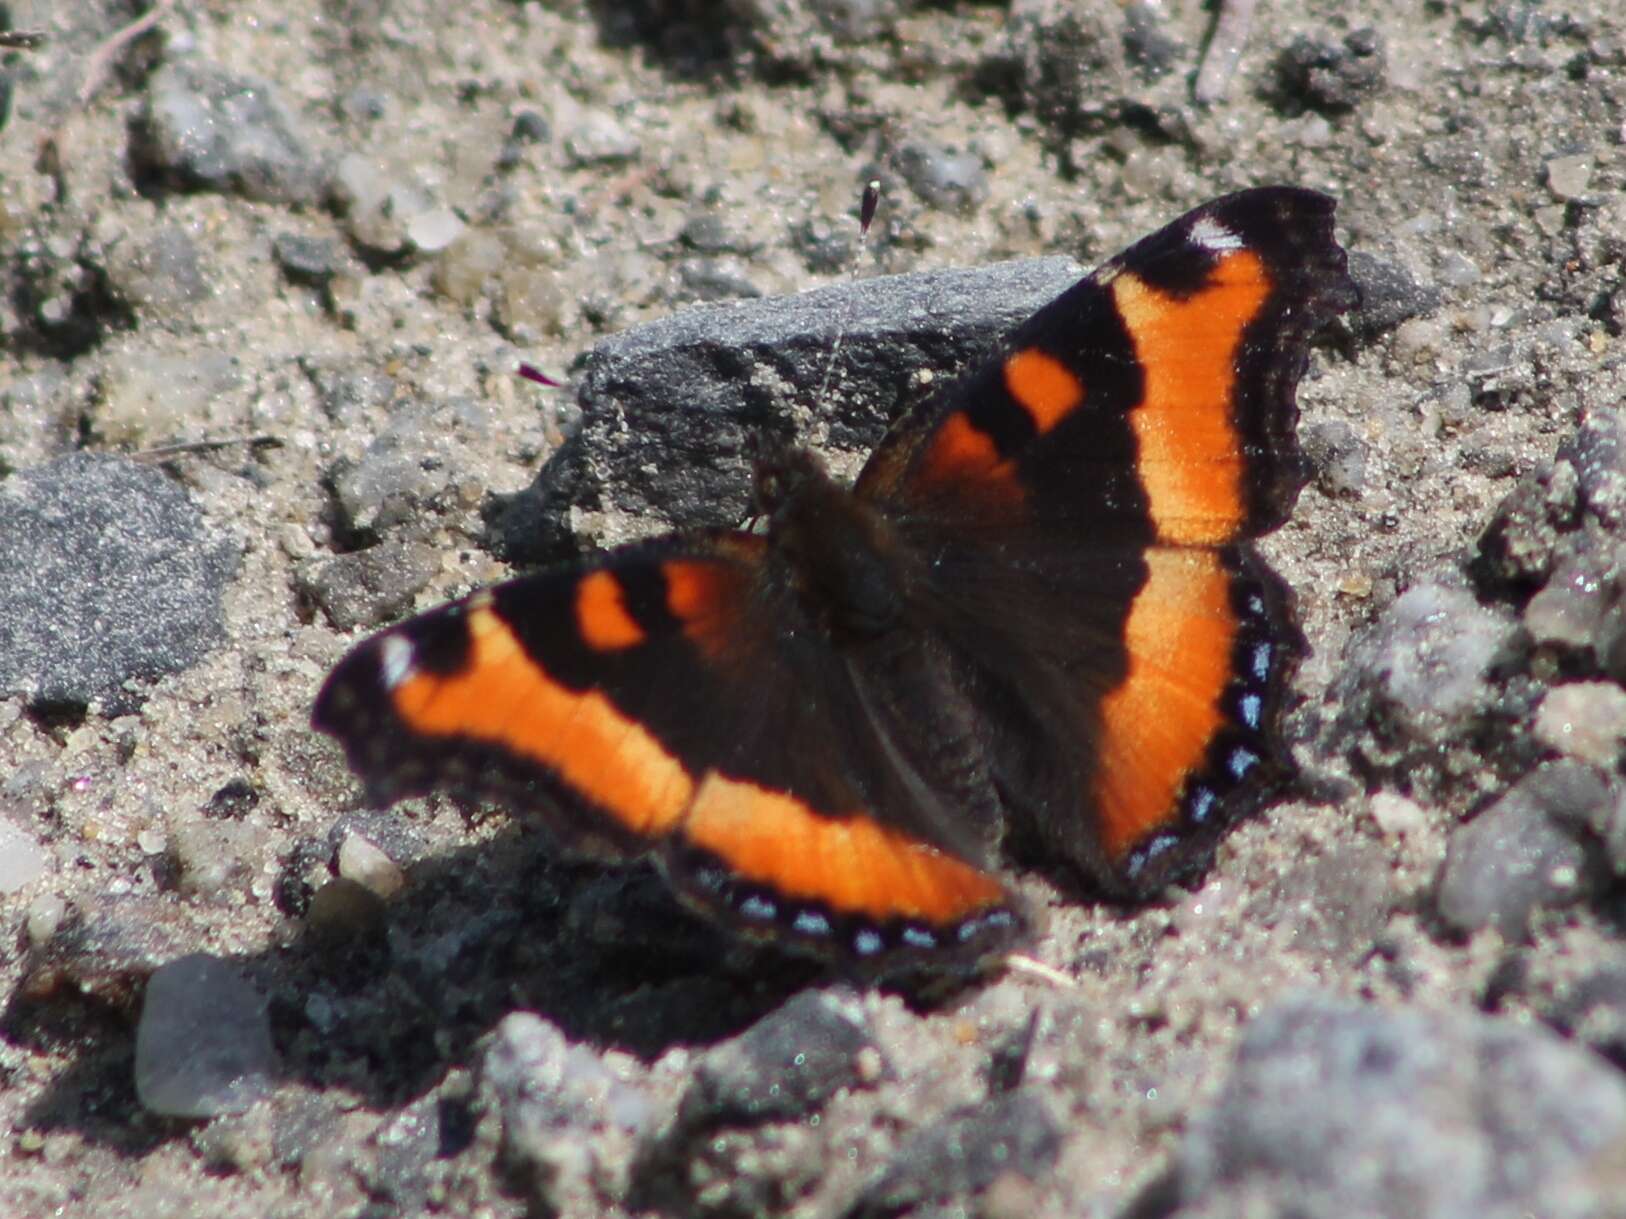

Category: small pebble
[135, 953, 277, 1118]
[1369, 791, 1429, 838]
[25, 893, 67, 944]
[563, 110, 639, 166]
[133, 61, 324, 204]
[406, 207, 466, 254]
[1437, 762, 1605, 936]
[0, 818, 50, 892]
[1545, 152, 1595, 201]
[1534, 682, 1626, 766]
[336, 830, 406, 900]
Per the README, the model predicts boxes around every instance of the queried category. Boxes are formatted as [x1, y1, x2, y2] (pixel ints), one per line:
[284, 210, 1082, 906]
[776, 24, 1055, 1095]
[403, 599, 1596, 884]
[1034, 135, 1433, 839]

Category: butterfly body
[314, 187, 1358, 976]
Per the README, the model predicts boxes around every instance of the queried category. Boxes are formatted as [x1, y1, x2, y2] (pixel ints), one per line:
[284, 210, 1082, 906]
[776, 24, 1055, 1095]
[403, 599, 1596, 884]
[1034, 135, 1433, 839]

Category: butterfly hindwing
[854, 187, 1354, 894]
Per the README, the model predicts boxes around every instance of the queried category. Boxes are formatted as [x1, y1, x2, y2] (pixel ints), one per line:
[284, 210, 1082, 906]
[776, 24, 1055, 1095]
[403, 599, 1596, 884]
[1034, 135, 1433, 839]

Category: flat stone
[1437, 762, 1608, 936]
[1164, 994, 1626, 1217]
[0, 817, 50, 893]
[134, 953, 276, 1118]
[133, 60, 325, 204]
[0, 454, 237, 714]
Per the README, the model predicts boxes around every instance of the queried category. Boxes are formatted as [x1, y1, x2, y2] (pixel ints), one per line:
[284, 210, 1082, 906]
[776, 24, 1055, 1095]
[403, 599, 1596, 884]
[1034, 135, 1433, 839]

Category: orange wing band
[681, 772, 1009, 924]
[1111, 250, 1270, 545]
[389, 602, 693, 837]
[1092, 549, 1237, 863]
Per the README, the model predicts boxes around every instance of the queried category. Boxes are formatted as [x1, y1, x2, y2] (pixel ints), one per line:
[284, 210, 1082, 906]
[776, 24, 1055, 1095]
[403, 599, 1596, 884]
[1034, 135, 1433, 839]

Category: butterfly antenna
[811, 179, 882, 417]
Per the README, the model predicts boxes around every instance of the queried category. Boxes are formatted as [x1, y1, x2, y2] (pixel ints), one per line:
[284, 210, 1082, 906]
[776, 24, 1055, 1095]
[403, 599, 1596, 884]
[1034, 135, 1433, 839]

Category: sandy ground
[3, 1, 1626, 1217]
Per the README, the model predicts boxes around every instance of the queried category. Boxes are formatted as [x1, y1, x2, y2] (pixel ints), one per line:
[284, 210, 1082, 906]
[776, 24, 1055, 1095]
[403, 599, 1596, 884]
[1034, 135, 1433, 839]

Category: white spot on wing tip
[378, 636, 416, 690]
[1189, 216, 1243, 253]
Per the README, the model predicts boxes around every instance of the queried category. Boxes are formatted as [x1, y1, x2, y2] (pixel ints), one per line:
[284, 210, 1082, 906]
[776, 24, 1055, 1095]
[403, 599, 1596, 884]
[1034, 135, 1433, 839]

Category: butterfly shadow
[3, 818, 832, 1150]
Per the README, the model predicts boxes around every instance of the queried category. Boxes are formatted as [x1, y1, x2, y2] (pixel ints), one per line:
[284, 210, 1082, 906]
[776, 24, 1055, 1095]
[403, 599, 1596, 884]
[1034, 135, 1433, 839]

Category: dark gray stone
[489, 256, 1084, 563]
[297, 539, 439, 631]
[0, 453, 237, 714]
[1274, 29, 1387, 113]
[675, 988, 879, 1131]
[1437, 762, 1608, 937]
[1301, 419, 1367, 498]
[847, 1091, 1062, 1219]
[134, 953, 276, 1118]
[1346, 250, 1442, 340]
[273, 233, 341, 285]
[132, 60, 325, 205]
[1162, 995, 1626, 1219]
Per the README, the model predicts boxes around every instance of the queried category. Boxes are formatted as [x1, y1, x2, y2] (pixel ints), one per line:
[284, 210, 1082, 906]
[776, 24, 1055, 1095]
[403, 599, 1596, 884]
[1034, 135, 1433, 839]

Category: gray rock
[562, 110, 639, 167]
[1345, 250, 1442, 340]
[331, 398, 490, 538]
[485, 1012, 650, 1213]
[1545, 152, 1595, 202]
[891, 139, 989, 214]
[1347, 581, 1513, 737]
[101, 226, 210, 322]
[273, 233, 341, 286]
[0, 454, 237, 714]
[18, 896, 191, 1006]
[404, 206, 465, 254]
[328, 152, 438, 255]
[133, 60, 325, 205]
[1258, 841, 1393, 963]
[1523, 554, 1610, 649]
[1568, 409, 1626, 530]
[676, 258, 763, 302]
[134, 953, 276, 1118]
[1163, 994, 1626, 1219]
[1274, 29, 1387, 113]
[490, 256, 1084, 562]
[675, 988, 879, 1131]
[993, 0, 1134, 135]
[847, 1091, 1062, 1219]
[1437, 762, 1609, 937]
[1549, 962, 1626, 1070]
[1301, 419, 1367, 498]
[296, 539, 439, 631]
[632, 990, 883, 1216]
[170, 817, 273, 899]
[679, 213, 748, 256]
[302, 359, 395, 426]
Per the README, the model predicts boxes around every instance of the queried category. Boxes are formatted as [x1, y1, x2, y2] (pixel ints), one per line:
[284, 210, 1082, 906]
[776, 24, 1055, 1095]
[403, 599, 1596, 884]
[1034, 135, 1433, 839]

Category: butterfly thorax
[755, 445, 910, 644]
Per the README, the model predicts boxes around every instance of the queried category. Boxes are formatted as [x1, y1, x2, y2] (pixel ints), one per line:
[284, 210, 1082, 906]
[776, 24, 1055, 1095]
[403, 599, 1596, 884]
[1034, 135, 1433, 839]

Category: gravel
[5, 1, 1626, 1216]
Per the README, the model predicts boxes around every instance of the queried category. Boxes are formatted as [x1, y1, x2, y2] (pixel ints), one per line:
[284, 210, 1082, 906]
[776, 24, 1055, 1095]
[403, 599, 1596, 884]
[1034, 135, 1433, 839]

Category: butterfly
[313, 187, 1357, 977]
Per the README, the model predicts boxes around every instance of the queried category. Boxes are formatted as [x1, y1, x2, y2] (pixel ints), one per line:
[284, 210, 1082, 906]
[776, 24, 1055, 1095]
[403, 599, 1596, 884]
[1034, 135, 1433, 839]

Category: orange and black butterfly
[314, 187, 1357, 976]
